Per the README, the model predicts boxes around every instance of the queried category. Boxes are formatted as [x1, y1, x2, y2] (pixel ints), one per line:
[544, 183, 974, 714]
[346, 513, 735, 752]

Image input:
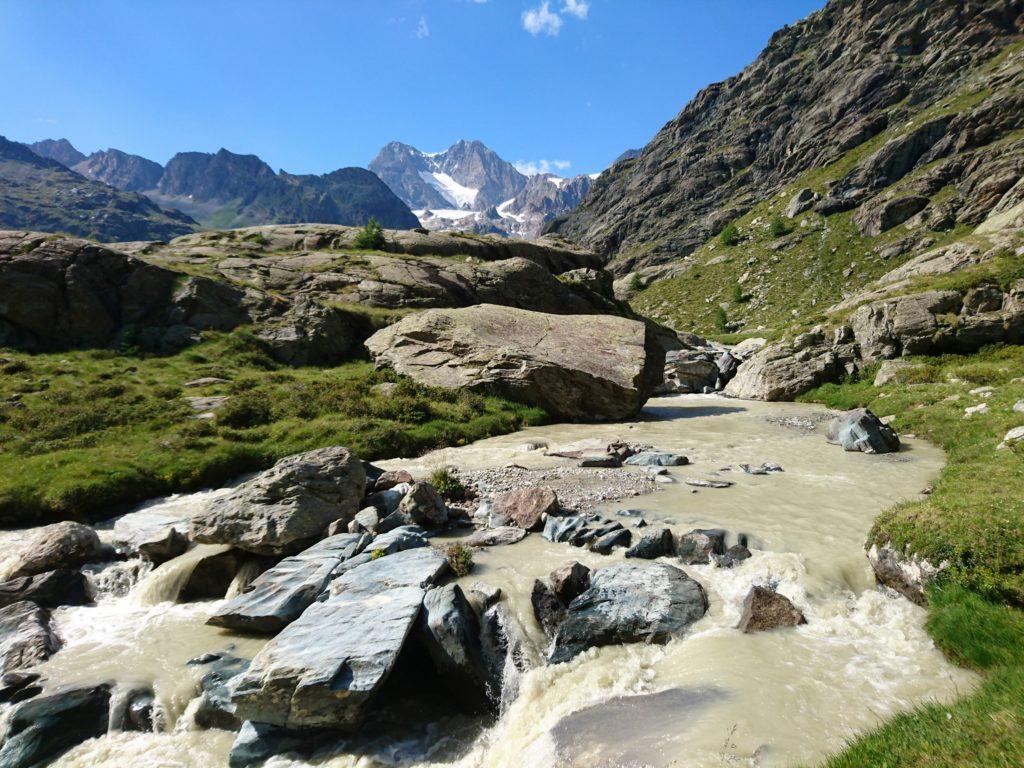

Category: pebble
[463, 466, 657, 514]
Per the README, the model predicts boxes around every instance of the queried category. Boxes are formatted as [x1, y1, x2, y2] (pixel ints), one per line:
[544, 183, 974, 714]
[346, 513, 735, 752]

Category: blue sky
[1, 0, 824, 176]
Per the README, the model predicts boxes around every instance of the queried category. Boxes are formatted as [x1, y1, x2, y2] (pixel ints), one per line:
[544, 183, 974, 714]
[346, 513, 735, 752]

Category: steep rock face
[0, 137, 197, 242]
[365, 304, 664, 421]
[73, 149, 164, 192]
[554, 0, 1024, 278]
[28, 138, 86, 167]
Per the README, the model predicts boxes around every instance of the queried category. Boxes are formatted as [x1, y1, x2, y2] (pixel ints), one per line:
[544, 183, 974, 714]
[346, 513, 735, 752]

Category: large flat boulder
[191, 447, 366, 555]
[230, 546, 449, 730]
[550, 563, 708, 663]
[207, 533, 368, 634]
[6, 522, 101, 579]
[364, 304, 664, 421]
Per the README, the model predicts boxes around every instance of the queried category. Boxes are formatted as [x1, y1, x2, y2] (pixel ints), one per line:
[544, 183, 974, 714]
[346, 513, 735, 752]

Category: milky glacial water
[36, 395, 976, 768]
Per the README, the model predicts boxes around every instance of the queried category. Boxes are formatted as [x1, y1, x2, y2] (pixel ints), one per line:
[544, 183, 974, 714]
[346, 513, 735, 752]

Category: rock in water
[189, 652, 251, 731]
[397, 482, 449, 528]
[0, 570, 88, 609]
[464, 527, 529, 547]
[230, 546, 448, 730]
[531, 579, 566, 638]
[417, 584, 491, 713]
[8, 522, 101, 579]
[549, 562, 590, 605]
[208, 533, 368, 634]
[826, 408, 900, 454]
[678, 529, 726, 565]
[364, 304, 664, 422]
[550, 563, 707, 663]
[623, 452, 689, 467]
[0, 601, 60, 673]
[0, 684, 110, 767]
[737, 586, 807, 633]
[492, 487, 559, 531]
[625, 528, 676, 559]
[190, 447, 366, 555]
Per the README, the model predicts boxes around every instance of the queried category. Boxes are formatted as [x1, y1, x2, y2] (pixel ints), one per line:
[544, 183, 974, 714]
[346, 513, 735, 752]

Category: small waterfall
[130, 544, 231, 607]
[224, 558, 264, 600]
[84, 559, 153, 602]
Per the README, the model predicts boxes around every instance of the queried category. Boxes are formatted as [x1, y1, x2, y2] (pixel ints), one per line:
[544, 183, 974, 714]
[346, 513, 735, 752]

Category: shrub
[445, 542, 474, 577]
[769, 215, 790, 238]
[731, 283, 748, 304]
[430, 466, 467, 501]
[354, 218, 386, 250]
[629, 273, 644, 292]
[713, 306, 729, 331]
[719, 223, 741, 246]
[216, 393, 272, 428]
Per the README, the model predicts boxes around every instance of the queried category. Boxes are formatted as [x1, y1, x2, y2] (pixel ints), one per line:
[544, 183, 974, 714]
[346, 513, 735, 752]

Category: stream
[21, 395, 974, 768]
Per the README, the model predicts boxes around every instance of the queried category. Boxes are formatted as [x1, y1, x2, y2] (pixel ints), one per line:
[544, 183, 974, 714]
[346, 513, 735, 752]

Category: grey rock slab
[550, 563, 708, 663]
[625, 528, 676, 559]
[684, 479, 734, 489]
[0, 684, 111, 768]
[418, 584, 491, 713]
[464, 527, 528, 548]
[0, 570, 88, 610]
[0, 601, 59, 674]
[191, 447, 366, 555]
[208, 533, 368, 634]
[231, 547, 448, 730]
[623, 452, 689, 467]
[826, 408, 900, 454]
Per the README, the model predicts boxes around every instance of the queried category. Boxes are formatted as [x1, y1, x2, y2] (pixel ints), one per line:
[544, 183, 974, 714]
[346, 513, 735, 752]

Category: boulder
[659, 349, 719, 394]
[8, 522, 101, 579]
[208, 533, 368, 634]
[256, 296, 356, 367]
[111, 509, 189, 563]
[397, 482, 449, 528]
[549, 562, 591, 605]
[418, 584, 491, 713]
[826, 408, 900, 454]
[373, 470, 414, 492]
[850, 291, 961, 359]
[0, 684, 111, 768]
[623, 452, 688, 467]
[531, 579, 566, 638]
[189, 652, 250, 731]
[191, 447, 366, 555]
[492, 488, 559, 531]
[229, 721, 313, 768]
[590, 527, 632, 555]
[874, 359, 914, 386]
[179, 550, 252, 601]
[718, 544, 752, 568]
[854, 195, 930, 236]
[550, 563, 708, 663]
[478, 602, 528, 707]
[625, 528, 676, 559]
[0, 672, 42, 705]
[724, 330, 845, 401]
[786, 188, 819, 218]
[678, 529, 727, 564]
[737, 586, 807, 632]
[231, 547, 449, 730]
[364, 304, 664, 422]
[0, 601, 59, 673]
[464, 527, 528, 548]
[0, 570, 88, 609]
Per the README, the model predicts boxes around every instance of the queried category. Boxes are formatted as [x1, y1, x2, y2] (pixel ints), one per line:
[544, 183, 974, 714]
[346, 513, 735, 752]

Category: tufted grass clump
[445, 542, 474, 577]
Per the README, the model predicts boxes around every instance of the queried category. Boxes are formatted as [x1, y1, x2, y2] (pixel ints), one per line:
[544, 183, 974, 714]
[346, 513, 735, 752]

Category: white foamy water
[38, 396, 975, 768]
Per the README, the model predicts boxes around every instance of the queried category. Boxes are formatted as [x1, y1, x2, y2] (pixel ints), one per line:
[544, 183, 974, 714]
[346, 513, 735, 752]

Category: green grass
[799, 345, 1024, 767]
[0, 329, 546, 524]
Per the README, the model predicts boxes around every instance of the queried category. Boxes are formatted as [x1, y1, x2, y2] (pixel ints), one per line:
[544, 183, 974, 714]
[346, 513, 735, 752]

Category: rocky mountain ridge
[369, 139, 594, 238]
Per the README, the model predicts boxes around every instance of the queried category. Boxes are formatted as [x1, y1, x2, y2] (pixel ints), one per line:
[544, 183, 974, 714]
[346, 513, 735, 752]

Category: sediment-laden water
[27, 396, 974, 768]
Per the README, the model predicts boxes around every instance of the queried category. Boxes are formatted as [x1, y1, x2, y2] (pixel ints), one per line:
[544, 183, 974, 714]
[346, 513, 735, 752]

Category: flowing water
[28, 395, 975, 768]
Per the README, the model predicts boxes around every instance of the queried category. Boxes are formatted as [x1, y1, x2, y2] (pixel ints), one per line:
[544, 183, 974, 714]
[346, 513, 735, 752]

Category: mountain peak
[28, 138, 86, 168]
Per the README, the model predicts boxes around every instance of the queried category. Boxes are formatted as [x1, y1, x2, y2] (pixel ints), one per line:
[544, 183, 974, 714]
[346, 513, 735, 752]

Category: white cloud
[522, 2, 562, 36]
[414, 16, 430, 38]
[562, 0, 589, 19]
[33, 117, 58, 125]
[514, 159, 571, 176]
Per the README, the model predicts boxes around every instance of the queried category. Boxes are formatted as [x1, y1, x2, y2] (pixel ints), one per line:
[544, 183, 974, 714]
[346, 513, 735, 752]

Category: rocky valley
[0, 0, 1023, 766]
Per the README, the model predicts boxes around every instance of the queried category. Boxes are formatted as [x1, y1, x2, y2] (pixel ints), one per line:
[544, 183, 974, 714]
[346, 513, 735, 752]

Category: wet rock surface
[0, 601, 60, 673]
[826, 408, 900, 454]
[6, 521, 101, 579]
[492, 487, 559, 531]
[0, 683, 111, 768]
[737, 586, 807, 632]
[0, 569, 88, 609]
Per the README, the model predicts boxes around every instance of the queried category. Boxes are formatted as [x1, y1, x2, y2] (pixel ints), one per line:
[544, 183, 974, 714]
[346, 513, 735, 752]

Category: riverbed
[36, 395, 975, 768]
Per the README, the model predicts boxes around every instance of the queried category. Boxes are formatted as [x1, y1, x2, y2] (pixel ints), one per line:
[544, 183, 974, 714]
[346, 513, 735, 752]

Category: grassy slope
[799, 346, 1024, 766]
[630, 44, 1022, 342]
[0, 330, 545, 524]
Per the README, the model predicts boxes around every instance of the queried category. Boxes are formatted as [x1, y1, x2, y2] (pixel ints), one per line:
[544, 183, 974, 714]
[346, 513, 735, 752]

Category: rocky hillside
[27, 142, 420, 231]
[369, 140, 593, 238]
[0, 137, 198, 242]
[552, 0, 1024, 337]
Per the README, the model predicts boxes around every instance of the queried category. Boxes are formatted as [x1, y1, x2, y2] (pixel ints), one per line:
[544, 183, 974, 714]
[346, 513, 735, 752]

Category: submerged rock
[737, 586, 807, 633]
[623, 452, 689, 467]
[191, 447, 366, 555]
[717, 544, 752, 568]
[231, 547, 448, 730]
[0, 684, 111, 767]
[550, 563, 708, 663]
[826, 408, 900, 454]
[189, 652, 251, 731]
[364, 304, 664, 422]
[0, 601, 59, 673]
[208, 533, 368, 634]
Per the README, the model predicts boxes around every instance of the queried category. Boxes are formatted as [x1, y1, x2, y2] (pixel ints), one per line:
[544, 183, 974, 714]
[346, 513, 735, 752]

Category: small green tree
[719, 223, 740, 247]
[769, 215, 790, 238]
[731, 283, 746, 304]
[713, 306, 729, 331]
[353, 218, 385, 250]
[629, 273, 644, 292]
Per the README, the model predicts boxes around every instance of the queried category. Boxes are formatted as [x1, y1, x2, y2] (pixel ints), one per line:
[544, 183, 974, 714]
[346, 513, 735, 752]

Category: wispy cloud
[514, 159, 571, 176]
[414, 16, 430, 38]
[522, 2, 562, 36]
[562, 0, 589, 20]
[33, 117, 58, 125]
[521, 0, 589, 37]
